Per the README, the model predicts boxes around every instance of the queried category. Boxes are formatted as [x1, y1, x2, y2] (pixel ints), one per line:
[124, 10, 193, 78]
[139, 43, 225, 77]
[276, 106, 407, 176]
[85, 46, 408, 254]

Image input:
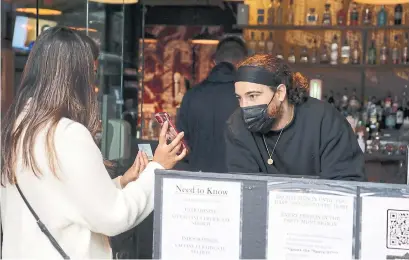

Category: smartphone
[154, 112, 188, 154]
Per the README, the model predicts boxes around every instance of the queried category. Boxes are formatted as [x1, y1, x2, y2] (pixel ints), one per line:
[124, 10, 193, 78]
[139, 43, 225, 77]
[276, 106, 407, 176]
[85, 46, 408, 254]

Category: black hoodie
[225, 97, 366, 181]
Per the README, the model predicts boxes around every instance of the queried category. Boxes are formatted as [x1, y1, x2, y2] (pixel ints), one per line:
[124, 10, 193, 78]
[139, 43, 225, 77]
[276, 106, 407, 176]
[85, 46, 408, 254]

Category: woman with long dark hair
[1, 27, 186, 258]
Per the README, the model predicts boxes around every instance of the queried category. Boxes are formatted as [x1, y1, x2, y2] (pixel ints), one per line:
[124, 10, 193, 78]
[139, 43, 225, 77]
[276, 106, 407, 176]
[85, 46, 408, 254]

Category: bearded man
[225, 54, 365, 181]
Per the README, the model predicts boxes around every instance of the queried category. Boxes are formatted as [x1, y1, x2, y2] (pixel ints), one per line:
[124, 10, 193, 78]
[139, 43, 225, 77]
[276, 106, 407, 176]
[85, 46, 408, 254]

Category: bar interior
[1, 0, 409, 258]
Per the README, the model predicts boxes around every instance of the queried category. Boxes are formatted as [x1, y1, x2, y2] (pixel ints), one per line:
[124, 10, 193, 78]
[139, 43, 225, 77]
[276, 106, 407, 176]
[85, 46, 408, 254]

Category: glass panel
[87, 0, 126, 160]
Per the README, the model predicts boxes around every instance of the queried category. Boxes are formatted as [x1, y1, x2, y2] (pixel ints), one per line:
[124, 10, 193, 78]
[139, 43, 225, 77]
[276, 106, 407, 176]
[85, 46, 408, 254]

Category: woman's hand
[120, 150, 149, 188]
[153, 121, 187, 169]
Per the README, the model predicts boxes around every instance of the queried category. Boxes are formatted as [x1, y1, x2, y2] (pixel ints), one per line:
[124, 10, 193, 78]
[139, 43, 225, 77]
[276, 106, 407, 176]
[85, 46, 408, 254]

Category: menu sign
[161, 178, 242, 260]
[267, 191, 355, 260]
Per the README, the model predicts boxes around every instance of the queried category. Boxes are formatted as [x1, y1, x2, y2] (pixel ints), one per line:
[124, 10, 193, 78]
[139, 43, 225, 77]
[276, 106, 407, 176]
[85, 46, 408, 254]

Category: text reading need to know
[176, 184, 229, 196]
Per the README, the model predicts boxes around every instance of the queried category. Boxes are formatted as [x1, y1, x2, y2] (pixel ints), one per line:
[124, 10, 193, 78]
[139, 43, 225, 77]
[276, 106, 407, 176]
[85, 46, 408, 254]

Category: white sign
[161, 178, 242, 260]
[267, 192, 355, 260]
[361, 196, 409, 260]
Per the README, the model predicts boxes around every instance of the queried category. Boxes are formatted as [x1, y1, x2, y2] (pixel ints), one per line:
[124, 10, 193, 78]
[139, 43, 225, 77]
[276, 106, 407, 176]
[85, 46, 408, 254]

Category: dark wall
[145, 4, 236, 27]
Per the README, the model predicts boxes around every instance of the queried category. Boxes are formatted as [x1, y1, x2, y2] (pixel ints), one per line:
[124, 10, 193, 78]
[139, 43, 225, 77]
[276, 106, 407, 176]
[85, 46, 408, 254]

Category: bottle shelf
[289, 63, 409, 70]
[234, 24, 409, 31]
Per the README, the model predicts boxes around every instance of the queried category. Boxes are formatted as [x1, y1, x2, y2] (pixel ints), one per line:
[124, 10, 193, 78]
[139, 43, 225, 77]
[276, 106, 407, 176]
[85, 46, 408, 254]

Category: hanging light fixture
[69, 27, 98, 33]
[354, 0, 409, 4]
[191, 27, 219, 45]
[89, 0, 139, 4]
[141, 32, 157, 43]
[16, 8, 62, 16]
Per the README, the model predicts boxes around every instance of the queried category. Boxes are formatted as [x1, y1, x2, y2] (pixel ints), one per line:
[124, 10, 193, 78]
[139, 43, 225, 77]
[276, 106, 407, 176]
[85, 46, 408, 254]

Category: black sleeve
[319, 108, 366, 181]
[225, 124, 261, 173]
[176, 90, 192, 164]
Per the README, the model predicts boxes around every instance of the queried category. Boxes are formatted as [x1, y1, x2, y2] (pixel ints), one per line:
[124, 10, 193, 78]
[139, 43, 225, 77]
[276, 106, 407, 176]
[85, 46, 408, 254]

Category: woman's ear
[276, 84, 287, 102]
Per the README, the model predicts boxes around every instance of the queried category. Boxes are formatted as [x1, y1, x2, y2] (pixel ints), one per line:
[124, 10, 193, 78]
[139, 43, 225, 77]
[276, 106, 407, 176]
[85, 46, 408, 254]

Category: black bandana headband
[235, 66, 277, 88]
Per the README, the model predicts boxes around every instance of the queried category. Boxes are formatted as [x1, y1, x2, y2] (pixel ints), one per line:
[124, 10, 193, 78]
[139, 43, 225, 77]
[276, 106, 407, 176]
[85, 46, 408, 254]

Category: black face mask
[241, 93, 280, 134]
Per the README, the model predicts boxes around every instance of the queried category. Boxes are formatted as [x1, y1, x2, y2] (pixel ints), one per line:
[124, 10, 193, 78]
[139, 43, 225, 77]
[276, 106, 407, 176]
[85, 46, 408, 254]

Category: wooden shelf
[289, 63, 409, 70]
[234, 24, 409, 31]
[365, 153, 406, 162]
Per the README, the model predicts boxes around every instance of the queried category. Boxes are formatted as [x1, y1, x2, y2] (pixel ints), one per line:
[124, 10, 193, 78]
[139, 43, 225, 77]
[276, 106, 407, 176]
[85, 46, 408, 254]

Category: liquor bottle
[330, 35, 339, 65]
[384, 92, 396, 129]
[377, 5, 387, 26]
[267, 0, 275, 25]
[349, 88, 360, 114]
[276, 0, 283, 25]
[311, 38, 318, 64]
[352, 40, 360, 64]
[405, 10, 409, 26]
[266, 32, 274, 54]
[385, 92, 392, 111]
[380, 36, 388, 65]
[350, 2, 359, 26]
[248, 32, 257, 55]
[287, 0, 295, 25]
[368, 39, 377, 65]
[300, 47, 309, 63]
[392, 95, 399, 113]
[404, 85, 409, 121]
[257, 9, 265, 25]
[258, 32, 266, 53]
[341, 87, 349, 112]
[392, 35, 400, 64]
[403, 32, 409, 64]
[306, 8, 318, 25]
[396, 91, 406, 129]
[362, 6, 373, 25]
[341, 37, 351, 64]
[394, 4, 403, 25]
[369, 96, 378, 128]
[322, 3, 332, 26]
[337, 1, 347, 25]
[320, 44, 330, 64]
[276, 44, 284, 60]
[288, 47, 296, 63]
[385, 110, 397, 129]
[361, 97, 370, 126]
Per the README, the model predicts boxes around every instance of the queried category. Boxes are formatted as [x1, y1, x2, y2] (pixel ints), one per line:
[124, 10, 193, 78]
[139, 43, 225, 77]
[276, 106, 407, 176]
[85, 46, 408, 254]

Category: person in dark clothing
[176, 36, 248, 172]
[225, 54, 365, 181]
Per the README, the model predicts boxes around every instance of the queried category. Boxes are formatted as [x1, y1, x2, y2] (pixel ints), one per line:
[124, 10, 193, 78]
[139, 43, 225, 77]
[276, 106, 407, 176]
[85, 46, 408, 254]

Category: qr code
[387, 209, 409, 250]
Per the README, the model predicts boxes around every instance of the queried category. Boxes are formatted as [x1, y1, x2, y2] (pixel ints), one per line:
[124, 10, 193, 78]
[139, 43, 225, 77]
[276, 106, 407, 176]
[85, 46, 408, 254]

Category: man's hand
[120, 151, 149, 188]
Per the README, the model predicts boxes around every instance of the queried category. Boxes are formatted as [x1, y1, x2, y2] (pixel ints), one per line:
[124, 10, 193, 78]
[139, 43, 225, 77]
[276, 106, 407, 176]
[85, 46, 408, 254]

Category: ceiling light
[16, 8, 62, 16]
[141, 32, 157, 43]
[191, 28, 219, 45]
[69, 27, 98, 33]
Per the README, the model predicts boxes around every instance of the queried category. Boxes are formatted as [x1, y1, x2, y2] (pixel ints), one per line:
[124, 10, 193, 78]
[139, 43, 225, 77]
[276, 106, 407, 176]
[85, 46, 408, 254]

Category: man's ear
[276, 84, 287, 102]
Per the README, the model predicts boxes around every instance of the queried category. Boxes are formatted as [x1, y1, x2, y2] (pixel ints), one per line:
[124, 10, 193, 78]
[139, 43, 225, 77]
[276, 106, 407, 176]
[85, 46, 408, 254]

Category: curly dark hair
[238, 54, 309, 105]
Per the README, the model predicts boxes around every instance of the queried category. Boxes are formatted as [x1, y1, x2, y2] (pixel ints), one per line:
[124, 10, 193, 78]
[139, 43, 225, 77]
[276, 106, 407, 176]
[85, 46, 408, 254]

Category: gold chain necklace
[262, 105, 294, 166]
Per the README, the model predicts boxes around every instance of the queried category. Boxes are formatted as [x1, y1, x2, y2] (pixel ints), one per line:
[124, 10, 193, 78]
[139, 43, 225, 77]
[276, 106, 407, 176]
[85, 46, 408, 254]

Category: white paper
[267, 191, 355, 260]
[138, 143, 153, 160]
[161, 178, 242, 260]
[361, 196, 409, 260]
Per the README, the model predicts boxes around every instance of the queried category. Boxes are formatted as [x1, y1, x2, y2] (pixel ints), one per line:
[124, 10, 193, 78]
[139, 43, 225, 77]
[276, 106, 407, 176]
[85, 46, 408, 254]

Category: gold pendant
[267, 158, 274, 165]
